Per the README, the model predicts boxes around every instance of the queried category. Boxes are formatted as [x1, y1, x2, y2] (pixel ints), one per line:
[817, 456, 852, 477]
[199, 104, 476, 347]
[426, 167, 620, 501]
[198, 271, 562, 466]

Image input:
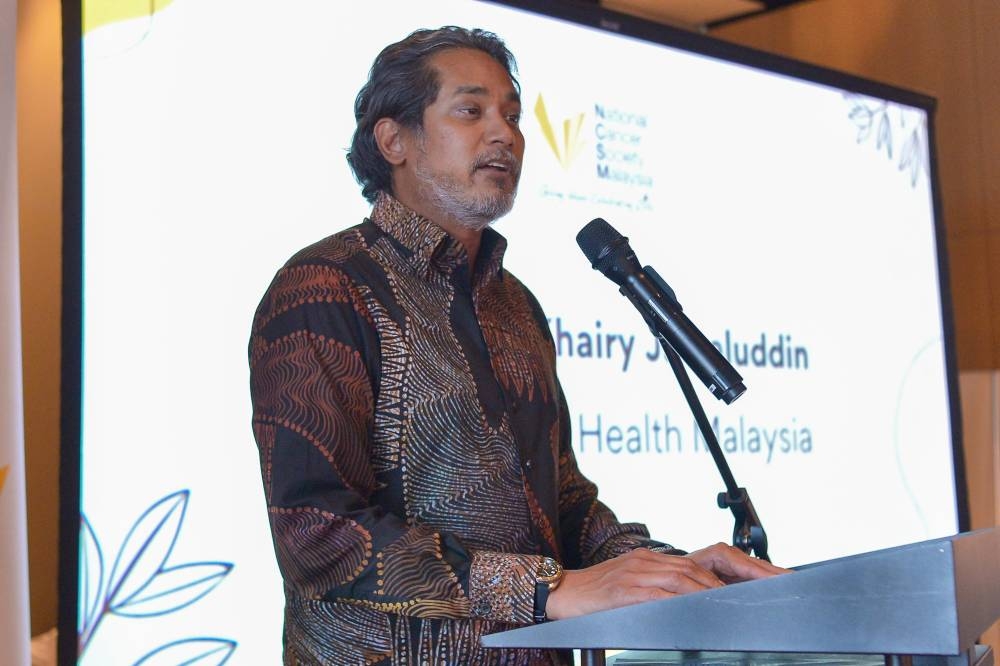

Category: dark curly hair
[347, 27, 519, 203]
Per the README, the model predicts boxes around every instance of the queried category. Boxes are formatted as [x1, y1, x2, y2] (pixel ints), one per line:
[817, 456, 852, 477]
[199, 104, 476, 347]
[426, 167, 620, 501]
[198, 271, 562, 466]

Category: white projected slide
[76, 0, 958, 662]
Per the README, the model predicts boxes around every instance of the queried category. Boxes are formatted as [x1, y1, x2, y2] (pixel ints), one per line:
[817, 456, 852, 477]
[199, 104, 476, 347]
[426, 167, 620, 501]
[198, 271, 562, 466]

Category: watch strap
[532, 556, 563, 624]
[533, 579, 551, 624]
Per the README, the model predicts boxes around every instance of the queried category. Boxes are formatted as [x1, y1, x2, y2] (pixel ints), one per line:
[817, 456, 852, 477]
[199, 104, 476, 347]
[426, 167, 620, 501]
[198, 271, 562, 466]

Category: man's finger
[687, 543, 792, 582]
[627, 552, 726, 592]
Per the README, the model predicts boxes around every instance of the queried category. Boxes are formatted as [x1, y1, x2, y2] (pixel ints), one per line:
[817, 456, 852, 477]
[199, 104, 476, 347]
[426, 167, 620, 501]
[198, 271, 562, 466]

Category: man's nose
[485, 110, 518, 147]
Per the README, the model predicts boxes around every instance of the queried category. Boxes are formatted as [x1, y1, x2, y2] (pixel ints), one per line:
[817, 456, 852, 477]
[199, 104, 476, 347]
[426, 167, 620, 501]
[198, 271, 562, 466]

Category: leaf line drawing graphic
[845, 93, 927, 187]
[79, 515, 105, 640]
[898, 128, 922, 185]
[132, 637, 236, 666]
[78, 489, 236, 662]
[106, 490, 188, 611]
[113, 560, 232, 616]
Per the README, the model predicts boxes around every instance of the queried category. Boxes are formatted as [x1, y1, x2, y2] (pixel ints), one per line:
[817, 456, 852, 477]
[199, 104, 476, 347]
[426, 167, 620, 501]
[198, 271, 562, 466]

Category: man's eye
[459, 107, 481, 116]
[507, 113, 521, 124]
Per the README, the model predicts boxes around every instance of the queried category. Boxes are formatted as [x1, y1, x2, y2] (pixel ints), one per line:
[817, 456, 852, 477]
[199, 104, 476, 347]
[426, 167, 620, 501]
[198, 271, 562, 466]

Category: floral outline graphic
[845, 93, 928, 187]
[132, 638, 237, 665]
[78, 490, 236, 664]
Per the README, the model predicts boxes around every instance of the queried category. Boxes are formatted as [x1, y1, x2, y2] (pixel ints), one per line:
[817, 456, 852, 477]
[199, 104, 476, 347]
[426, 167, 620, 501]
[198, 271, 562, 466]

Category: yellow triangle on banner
[0, 465, 9, 495]
[83, 0, 175, 35]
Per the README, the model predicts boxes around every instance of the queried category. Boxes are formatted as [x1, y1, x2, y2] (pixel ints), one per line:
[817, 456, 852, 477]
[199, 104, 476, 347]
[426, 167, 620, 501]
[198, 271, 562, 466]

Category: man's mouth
[474, 153, 519, 176]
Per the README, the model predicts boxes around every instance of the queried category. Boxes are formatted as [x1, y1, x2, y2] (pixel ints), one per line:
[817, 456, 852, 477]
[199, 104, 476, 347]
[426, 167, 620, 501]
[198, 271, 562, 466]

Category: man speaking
[249, 26, 783, 666]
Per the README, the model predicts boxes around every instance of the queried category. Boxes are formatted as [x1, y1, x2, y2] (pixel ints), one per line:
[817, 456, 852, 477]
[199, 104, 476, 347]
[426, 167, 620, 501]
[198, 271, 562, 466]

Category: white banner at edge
[1, 0, 33, 662]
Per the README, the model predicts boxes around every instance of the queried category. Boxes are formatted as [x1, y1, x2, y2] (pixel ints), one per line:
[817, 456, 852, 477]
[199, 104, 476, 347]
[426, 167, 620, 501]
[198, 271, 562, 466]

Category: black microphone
[576, 218, 746, 404]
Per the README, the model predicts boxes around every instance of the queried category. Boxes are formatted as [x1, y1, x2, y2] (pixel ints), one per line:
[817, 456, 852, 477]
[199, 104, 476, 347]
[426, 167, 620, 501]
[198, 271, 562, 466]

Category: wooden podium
[482, 529, 1000, 666]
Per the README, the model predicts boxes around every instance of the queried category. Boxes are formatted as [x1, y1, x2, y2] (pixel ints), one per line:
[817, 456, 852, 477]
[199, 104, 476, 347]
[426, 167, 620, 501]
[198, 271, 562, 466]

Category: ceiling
[597, 0, 812, 31]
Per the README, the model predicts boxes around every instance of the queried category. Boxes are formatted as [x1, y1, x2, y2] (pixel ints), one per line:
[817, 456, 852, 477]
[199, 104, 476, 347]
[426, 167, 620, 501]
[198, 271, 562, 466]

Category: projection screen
[62, 0, 963, 663]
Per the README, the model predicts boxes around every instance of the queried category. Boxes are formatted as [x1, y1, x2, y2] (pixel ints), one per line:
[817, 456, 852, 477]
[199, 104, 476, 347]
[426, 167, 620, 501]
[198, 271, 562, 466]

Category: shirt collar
[369, 192, 507, 285]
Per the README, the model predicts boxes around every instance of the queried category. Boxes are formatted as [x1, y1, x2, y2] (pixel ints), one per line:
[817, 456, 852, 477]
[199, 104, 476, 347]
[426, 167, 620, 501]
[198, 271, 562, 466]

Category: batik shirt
[249, 193, 657, 665]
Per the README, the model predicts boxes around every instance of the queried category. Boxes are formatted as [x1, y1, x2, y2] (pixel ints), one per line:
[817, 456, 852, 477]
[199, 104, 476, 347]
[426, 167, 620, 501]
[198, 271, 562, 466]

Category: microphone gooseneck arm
[626, 285, 770, 562]
[578, 217, 770, 561]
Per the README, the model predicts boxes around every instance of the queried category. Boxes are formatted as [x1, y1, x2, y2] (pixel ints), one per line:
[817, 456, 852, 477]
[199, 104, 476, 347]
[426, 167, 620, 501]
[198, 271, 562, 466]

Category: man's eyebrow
[453, 85, 488, 96]
[451, 85, 521, 103]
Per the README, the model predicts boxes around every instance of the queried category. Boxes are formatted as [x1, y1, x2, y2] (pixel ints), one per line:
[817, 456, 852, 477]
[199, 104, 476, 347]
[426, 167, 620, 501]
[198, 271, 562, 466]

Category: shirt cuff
[467, 551, 543, 625]
[648, 544, 687, 556]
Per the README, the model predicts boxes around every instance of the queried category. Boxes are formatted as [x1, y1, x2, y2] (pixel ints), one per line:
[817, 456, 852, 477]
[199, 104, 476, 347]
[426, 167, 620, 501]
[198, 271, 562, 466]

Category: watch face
[538, 557, 562, 582]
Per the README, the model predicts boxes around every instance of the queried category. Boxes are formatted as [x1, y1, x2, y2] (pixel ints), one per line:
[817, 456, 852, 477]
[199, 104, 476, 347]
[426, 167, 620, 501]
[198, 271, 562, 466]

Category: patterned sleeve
[510, 281, 680, 569]
[249, 256, 542, 624]
[552, 385, 675, 568]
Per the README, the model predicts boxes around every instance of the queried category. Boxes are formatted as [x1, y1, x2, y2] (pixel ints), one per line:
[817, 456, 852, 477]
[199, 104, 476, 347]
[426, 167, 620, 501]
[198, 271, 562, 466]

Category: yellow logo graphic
[84, 0, 175, 34]
[0, 465, 9, 495]
[535, 94, 585, 169]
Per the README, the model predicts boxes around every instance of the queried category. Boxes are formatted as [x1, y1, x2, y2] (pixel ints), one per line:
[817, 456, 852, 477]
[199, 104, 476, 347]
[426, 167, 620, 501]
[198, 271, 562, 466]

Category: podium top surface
[482, 528, 1000, 655]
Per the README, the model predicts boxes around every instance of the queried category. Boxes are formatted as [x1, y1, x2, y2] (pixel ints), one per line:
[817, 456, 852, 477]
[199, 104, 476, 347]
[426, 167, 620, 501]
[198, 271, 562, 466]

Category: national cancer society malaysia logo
[533, 92, 654, 211]
[534, 93, 586, 169]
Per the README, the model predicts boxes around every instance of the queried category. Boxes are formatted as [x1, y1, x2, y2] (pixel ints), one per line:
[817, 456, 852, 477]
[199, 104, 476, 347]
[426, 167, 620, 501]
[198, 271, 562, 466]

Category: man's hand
[545, 543, 789, 621]
[684, 542, 787, 584]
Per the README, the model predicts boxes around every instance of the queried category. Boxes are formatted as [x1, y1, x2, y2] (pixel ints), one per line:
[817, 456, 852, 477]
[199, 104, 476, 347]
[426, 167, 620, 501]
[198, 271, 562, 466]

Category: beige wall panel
[15, 0, 61, 636]
[604, 0, 762, 27]
[989, 230, 1000, 368]
[959, 371, 997, 528]
[972, 0, 1000, 232]
[948, 232, 995, 369]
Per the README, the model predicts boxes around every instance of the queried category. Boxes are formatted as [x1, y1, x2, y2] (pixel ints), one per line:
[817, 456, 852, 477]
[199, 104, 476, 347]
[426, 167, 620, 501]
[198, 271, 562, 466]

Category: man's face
[402, 48, 525, 231]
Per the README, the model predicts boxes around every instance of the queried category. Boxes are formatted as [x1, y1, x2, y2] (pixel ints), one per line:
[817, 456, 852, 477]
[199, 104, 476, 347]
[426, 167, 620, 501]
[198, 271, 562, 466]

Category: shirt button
[524, 460, 532, 469]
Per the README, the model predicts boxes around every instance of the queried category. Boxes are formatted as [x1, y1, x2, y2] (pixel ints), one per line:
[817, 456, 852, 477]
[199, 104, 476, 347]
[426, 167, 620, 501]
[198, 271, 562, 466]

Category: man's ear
[373, 118, 408, 166]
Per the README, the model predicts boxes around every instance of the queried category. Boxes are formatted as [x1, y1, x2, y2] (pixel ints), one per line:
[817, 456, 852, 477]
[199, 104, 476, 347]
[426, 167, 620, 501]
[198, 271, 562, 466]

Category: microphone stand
[629, 291, 770, 562]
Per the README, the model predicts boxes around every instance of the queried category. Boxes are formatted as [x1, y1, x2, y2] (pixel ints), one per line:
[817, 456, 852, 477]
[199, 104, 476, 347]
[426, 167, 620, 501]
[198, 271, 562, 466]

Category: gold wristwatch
[533, 556, 564, 623]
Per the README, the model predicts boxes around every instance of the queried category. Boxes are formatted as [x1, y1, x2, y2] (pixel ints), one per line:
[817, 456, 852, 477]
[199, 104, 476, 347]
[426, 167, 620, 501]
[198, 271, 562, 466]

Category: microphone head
[576, 218, 622, 266]
[576, 218, 639, 285]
